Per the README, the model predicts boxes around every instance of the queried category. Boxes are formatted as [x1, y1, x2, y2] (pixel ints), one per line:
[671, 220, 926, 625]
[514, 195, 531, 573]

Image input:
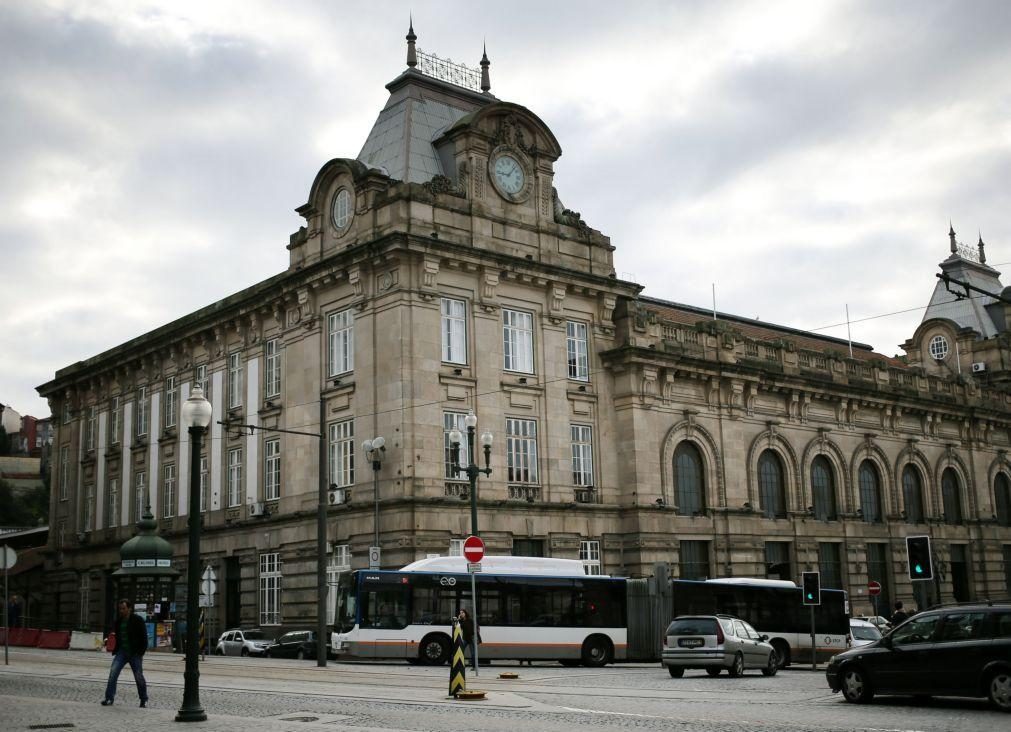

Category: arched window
[673, 442, 705, 515]
[858, 461, 882, 523]
[758, 451, 787, 519]
[995, 473, 1011, 527]
[941, 468, 963, 525]
[902, 465, 924, 524]
[810, 456, 837, 521]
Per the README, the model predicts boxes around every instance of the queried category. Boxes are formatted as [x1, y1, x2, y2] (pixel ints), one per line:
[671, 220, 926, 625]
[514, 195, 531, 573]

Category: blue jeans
[104, 651, 148, 703]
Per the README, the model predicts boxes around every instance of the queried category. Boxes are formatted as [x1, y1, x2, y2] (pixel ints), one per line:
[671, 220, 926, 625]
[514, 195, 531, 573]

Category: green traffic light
[914, 564, 923, 574]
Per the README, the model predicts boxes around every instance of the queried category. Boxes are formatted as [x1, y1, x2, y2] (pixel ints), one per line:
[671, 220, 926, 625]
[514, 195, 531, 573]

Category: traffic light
[802, 571, 821, 606]
[906, 535, 933, 580]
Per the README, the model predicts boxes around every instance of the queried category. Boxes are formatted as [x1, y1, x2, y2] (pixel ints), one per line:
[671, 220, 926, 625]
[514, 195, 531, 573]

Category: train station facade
[38, 28, 1011, 632]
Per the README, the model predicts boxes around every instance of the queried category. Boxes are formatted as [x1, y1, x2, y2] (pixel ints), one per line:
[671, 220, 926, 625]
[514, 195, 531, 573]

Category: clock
[489, 150, 531, 202]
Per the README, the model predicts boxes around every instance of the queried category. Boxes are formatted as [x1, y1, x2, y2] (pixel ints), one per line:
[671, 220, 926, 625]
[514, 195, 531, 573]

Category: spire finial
[949, 221, 957, 254]
[480, 41, 491, 93]
[406, 16, 417, 68]
[978, 231, 987, 264]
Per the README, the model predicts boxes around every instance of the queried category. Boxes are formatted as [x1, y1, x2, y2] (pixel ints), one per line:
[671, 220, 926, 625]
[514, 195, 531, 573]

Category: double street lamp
[448, 411, 493, 535]
[176, 386, 212, 723]
[362, 437, 386, 553]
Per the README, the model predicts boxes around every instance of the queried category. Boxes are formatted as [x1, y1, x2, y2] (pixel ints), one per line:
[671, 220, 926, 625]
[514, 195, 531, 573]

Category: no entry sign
[868, 580, 882, 596]
[463, 535, 485, 563]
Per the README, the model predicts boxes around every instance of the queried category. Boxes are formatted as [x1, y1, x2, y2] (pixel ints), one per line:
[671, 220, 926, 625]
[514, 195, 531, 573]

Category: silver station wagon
[662, 614, 779, 678]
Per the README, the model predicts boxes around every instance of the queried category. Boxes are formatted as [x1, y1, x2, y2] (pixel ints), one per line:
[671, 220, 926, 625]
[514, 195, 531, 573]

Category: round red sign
[867, 580, 882, 596]
[463, 535, 485, 563]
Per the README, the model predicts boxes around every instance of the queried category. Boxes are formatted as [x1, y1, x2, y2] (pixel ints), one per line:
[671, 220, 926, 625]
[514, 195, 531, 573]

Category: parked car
[662, 614, 779, 678]
[855, 615, 891, 633]
[214, 628, 272, 657]
[849, 618, 882, 648]
[266, 630, 332, 660]
[827, 602, 1011, 711]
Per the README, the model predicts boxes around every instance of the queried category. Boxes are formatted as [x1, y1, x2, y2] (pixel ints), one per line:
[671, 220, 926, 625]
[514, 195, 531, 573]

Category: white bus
[671, 578, 851, 666]
[330, 556, 628, 666]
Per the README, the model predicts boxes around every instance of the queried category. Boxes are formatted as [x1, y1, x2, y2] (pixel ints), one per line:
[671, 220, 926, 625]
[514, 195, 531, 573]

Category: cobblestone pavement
[0, 648, 1005, 732]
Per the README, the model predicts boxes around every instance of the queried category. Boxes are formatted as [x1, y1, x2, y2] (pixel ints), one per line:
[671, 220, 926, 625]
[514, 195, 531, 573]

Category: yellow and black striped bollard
[448, 620, 466, 697]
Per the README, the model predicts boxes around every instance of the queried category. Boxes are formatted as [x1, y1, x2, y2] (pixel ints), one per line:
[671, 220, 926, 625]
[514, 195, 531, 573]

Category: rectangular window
[194, 364, 209, 399]
[818, 542, 843, 589]
[107, 478, 119, 529]
[135, 471, 146, 521]
[449, 539, 464, 557]
[328, 419, 354, 488]
[680, 540, 711, 580]
[566, 321, 589, 381]
[764, 541, 791, 581]
[264, 338, 281, 398]
[1004, 545, 1011, 595]
[506, 418, 538, 484]
[443, 412, 470, 479]
[110, 397, 121, 445]
[570, 424, 594, 487]
[866, 543, 891, 614]
[83, 484, 94, 531]
[327, 309, 354, 376]
[264, 438, 281, 501]
[228, 352, 243, 410]
[326, 549, 351, 625]
[79, 576, 90, 630]
[63, 400, 71, 425]
[259, 552, 281, 626]
[86, 407, 97, 451]
[441, 298, 467, 364]
[502, 308, 534, 373]
[164, 376, 177, 429]
[136, 387, 148, 437]
[580, 540, 601, 575]
[162, 464, 176, 518]
[199, 456, 208, 513]
[950, 544, 970, 602]
[59, 446, 69, 500]
[227, 448, 243, 507]
[512, 538, 544, 557]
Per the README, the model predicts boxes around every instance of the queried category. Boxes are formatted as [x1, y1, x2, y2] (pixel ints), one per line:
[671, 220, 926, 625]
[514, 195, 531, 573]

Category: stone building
[37, 28, 1011, 634]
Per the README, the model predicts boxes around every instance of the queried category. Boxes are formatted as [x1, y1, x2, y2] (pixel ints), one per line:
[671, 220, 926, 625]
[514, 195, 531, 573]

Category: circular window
[331, 188, 352, 233]
[928, 334, 949, 361]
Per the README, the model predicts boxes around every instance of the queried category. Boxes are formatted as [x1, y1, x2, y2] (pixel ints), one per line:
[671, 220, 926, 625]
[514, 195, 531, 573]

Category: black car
[826, 602, 1011, 711]
[265, 630, 331, 660]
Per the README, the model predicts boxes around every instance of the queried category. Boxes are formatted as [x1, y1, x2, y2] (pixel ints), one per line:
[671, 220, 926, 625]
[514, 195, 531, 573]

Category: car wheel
[841, 666, 874, 704]
[668, 666, 684, 678]
[771, 640, 790, 669]
[296, 649, 305, 660]
[761, 648, 779, 677]
[705, 668, 722, 677]
[241, 647, 249, 657]
[419, 633, 451, 666]
[987, 669, 1011, 712]
[728, 652, 744, 678]
[581, 635, 613, 667]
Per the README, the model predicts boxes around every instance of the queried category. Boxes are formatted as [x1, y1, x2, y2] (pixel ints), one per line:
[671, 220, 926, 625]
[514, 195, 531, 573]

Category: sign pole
[4, 550, 9, 666]
[470, 571, 479, 677]
[810, 606, 816, 670]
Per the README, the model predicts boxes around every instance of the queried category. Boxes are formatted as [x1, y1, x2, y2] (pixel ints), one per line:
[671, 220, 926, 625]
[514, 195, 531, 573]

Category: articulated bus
[671, 578, 851, 665]
[331, 556, 627, 666]
[330, 557, 849, 666]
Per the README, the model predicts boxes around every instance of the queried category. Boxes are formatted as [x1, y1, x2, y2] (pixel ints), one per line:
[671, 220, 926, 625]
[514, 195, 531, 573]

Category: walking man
[101, 599, 149, 707]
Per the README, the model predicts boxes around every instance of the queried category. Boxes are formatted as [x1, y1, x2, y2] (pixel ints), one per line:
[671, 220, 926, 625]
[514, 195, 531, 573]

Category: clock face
[493, 154, 525, 195]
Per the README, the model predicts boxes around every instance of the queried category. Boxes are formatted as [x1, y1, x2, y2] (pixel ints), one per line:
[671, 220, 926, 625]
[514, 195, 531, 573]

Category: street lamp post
[448, 411, 493, 536]
[176, 386, 211, 723]
[362, 437, 386, 554]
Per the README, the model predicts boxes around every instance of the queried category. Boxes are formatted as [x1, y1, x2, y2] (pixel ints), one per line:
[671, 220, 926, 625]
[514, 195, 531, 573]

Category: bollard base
[455, 690, 487, 701]
[498, 672, 519, 679]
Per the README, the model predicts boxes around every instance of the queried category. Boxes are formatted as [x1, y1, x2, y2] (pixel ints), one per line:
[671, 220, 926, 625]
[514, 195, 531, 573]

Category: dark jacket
[459, 616, 481, 645]
[890, 609, 909, 626]
[120, 613, 149, 656]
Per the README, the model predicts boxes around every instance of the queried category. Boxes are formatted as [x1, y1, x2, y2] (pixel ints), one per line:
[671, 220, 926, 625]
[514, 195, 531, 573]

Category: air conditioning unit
[327, 488, 346, 506]
[248, 502, 265, 517]
[972, 362, 986, 373]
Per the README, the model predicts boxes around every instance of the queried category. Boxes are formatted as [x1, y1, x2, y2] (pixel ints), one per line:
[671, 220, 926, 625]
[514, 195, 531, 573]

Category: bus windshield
[334, 573, 357, 634]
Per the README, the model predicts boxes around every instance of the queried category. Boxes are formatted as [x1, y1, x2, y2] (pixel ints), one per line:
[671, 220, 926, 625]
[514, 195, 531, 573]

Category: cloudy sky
[3, 0, 1010, 418]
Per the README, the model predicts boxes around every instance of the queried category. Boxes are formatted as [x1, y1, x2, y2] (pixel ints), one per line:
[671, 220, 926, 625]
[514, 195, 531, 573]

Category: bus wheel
[419, 633, 451, 666]
[771, 640, 791, 669]
[581, 635, 613, 667]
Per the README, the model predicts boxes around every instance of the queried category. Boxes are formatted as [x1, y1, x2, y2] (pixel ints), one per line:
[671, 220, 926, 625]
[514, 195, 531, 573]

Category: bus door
[360, 584, 410, 658]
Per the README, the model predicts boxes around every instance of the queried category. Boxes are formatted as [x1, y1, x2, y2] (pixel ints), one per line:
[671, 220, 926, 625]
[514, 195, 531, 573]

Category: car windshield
[667, 618, 719, 635]
[851, 625, 880, 641]
[244, 631, 267, 640]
